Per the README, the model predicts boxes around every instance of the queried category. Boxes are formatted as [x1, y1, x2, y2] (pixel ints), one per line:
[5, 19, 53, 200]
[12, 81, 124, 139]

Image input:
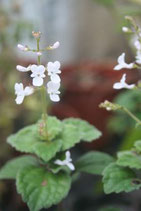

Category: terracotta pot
[51, 61, 139, 149]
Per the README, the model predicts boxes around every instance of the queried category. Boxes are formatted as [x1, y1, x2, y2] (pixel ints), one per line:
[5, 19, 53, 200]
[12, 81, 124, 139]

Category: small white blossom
[114, 53, 134, 70]
[16, 65, 31, 72]
[47, 81, 60, 102]
[47, 61, 61, 83]
[15, 83, 33, 104]
[31, 65, 46, 87]
[122, 27, 129, 32]
[37, 52, 42, 56]
[113, 74, 135, 90]
[54, 151, 75, 171]
[136, 51, 141, 64]
[17, 44, 28, 51]
[50, 41, 60, 49]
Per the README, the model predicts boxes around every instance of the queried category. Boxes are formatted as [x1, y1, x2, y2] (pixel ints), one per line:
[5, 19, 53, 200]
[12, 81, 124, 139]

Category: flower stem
[121, 106, 141, 126]
[36, 37, 48, 140]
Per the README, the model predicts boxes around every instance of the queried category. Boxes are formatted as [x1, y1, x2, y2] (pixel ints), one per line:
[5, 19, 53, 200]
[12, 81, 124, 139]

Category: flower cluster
[113, 20, 141, 91]
[15, 40, 61, 104]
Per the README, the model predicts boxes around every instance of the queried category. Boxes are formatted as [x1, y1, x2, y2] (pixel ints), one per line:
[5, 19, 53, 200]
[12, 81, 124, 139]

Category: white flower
[54, 151, 75, 171]
[50, 41, 60, 49]
[30, 65, 46, 86]
[15, 83, 34, 104]
[114, 53, 134, 70]
[47, 61, 61, 83]
[37, 52, 42, 56]
[113, 74, 135, 90]
[17, 44, 28, 51]
[47, 81, 60, 102]
[16, 65, 31, 72]
[122, 27, 129, 32]
[136, 51, 141, 64]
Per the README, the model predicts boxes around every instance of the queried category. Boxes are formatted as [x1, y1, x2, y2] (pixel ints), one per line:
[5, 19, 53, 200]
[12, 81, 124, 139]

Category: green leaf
[7, 116, 63, 162]
[75, 151, 114, 175]
[0, 156, 38, 179]
[117, 150, 141, 169]
[16, 166, 71, 211]
[102, 163, 141, 194]
[62, 118, 102, 150]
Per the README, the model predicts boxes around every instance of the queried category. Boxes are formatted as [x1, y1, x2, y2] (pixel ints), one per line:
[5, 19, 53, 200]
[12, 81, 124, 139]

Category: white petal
[16, 65, 29, 72]
[113, 82, 124, 89]
[67, 163, 75, 171]
[54, 160, 63, 166]
[118, 53, 125, 64]
[50, 74, 61, 83]
[66, 151, 71, 161]
[50, 94, 60, 102]
[122, 27, 129, 32]
[54, 61, 61, 69]
[15, 95, 24, 104]
[33, 77, 43, 86]
[125, 84, 135, 89]
[120, 74, 126, 83]
[38, 65, 45, 74]
[47, 81, 60, 92]
[15, 83, 24, 94]
[24, 87, 34, 96]
[114, 64, 123, 71]
[51, 41, 60, 49]
[31, 64, 38, 73]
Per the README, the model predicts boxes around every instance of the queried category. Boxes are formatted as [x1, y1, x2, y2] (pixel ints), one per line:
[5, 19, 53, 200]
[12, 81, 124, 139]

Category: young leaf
[75, 151, 114, 175]
[0, 155, 38, 179]
[7, 117, 63, 162]
[117, 151, 141, 169]
[102, 163, 141, 194]
[62, 118, 102, 150]
[16, 166, 71, 211]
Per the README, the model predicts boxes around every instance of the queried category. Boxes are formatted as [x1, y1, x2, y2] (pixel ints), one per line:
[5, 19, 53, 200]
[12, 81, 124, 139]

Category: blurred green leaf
[16, 166, 71, 211]
[119, 127, 141, 151]
[62, 118, 102, 150]
[76, 151, 114, 175]
[0, 155, 38, 179]
[102, 163, 141, 194]
[117, 150, 141, 169]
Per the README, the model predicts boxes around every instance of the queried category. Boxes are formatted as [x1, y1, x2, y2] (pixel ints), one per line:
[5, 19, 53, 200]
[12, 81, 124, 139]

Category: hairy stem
[36, 38, 48, 140]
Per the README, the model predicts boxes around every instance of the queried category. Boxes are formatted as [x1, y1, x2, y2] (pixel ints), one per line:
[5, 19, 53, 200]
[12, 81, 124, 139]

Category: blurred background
[1, 0, 141, 210]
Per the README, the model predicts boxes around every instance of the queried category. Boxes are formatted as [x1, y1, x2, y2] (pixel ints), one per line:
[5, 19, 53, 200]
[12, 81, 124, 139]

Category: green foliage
[16, 166, 71, 211]
[119, 127, 141, 151]
[7, 117, 63, 162]
[0, 155, 38, 179]
[62, 118, 102, 150]
[117, 150, 141, 169]
[4, 116, 102, 210]
[76, 151, 114, 175]
[93, 0, 114, 7]
[102, 163, 141, 194]
[8, 117, 101, 162]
